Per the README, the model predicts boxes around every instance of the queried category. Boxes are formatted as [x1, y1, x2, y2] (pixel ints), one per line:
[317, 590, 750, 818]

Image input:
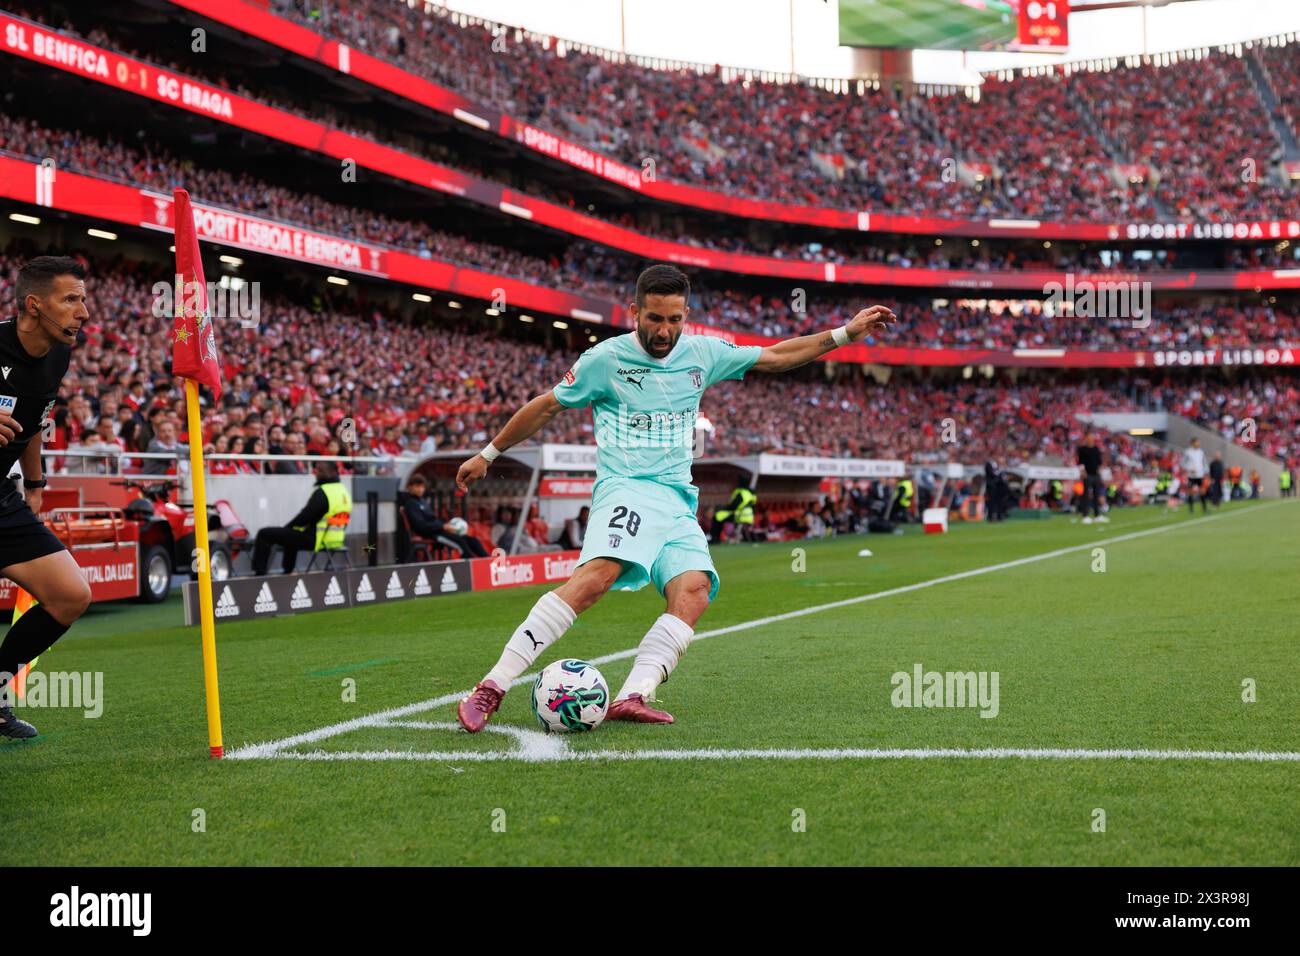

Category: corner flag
[171, 188, 225, 758]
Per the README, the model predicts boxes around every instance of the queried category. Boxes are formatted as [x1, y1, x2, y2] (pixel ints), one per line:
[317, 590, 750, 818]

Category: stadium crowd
[1074, 53, 1294, 220]
[15, 4, 1296, 228]
[1258, 41, 1300, 147]
[924, 74, 1152, 221]
[11, 114, 1299, 351]
[4, 255, 1292, 482]
[266, 0, 1297, 221]
[13, 105, 1291, 313]
[0, 113, 623, 301]
[688, 287, 1300, 350]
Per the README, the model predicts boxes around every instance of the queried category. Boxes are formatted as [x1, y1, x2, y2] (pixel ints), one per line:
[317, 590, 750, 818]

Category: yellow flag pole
[184, 378, 223, 758]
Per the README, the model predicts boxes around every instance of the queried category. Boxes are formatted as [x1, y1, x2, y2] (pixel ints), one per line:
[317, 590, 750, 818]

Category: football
[531, 659, 609, 733]
[445, 517, 469, 535]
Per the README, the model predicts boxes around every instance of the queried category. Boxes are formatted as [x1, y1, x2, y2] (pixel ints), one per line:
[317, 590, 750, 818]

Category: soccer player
[1181, 437, 1208, 514]
[454, 264, 895, 730]
[0, 257, 93, 739]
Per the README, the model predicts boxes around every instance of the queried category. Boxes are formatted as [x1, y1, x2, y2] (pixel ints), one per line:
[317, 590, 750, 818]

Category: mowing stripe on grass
[308, 658, 400, 678]
[226, 504, 1280, 761]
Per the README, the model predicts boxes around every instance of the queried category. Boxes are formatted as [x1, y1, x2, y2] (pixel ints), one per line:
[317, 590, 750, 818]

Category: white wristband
[481, 442, 502, 463]
[831, 325, 851, 347]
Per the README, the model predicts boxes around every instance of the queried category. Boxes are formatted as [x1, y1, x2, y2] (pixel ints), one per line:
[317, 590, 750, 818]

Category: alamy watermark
[49, 886, 150, 935]
[595, 402, 708, 458]
[1043, 274, 1151, 328]
[152, 275, 261, 328]
[1, 670, 104, 718]
[890, 663, 999, 718]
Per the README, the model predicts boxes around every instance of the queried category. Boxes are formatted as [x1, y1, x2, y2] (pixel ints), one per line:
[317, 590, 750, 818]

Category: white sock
[616, 613, 694, 702]
[484, 591, 576, 688]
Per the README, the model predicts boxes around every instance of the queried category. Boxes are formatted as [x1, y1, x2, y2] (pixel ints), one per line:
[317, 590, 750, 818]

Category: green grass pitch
[838, 0, 1017, 51]
[3, 500, 1297, 866]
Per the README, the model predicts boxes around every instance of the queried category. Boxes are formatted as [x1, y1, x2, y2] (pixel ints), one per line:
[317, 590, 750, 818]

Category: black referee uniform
[0, 315, 76, 737]
[0, 317, 70, 568]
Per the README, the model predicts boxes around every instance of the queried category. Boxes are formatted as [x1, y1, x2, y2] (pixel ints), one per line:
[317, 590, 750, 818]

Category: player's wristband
[23, 478, 47, 490]
[831, 325, 851, 347]
[481, 442, 502, 463]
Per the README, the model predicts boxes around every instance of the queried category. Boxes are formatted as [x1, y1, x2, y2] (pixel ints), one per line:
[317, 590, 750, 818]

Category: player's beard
[637, 324, 679, 357]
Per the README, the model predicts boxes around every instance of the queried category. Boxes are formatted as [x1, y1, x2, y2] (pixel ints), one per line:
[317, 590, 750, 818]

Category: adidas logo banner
[323, 575, 346, 606]
[182, 560, 478, 625]
[254, 582, 278, 614]
[215, 585, 239, 618]
[290, 579, 312, 610]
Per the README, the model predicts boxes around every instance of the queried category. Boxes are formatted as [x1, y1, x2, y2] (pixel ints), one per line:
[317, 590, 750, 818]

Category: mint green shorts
[577, 476, 719, 601]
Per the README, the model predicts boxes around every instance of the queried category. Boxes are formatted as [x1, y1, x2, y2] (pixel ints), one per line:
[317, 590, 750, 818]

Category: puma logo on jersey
[616, 367, 652, 390]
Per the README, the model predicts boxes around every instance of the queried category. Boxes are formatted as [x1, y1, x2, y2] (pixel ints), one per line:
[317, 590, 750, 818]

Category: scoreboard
[838, 1, 1070, 53]
[1017, 0, 1070, 51]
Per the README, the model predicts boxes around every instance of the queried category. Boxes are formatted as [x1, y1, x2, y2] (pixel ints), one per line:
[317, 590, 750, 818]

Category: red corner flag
[171, 189, 223, 399]
[171, 188, 226, 758]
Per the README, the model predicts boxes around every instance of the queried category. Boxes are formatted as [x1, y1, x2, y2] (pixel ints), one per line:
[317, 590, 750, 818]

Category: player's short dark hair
[635, 264, 690, 309]
[15, 256, 86, 308]
[407, 473, 427, 488]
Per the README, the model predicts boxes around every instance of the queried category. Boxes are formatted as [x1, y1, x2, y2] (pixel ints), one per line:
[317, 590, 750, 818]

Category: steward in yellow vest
[714, 485, 757, 541]
[889, 477, 915, 522]
[250, 460, 351, 575]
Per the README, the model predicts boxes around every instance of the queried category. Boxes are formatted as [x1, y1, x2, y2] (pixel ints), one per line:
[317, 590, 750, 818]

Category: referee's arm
[19, 425, 43, 512]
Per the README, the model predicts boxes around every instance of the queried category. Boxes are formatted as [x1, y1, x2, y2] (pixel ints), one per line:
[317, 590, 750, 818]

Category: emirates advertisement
[470, 551, 582, 591]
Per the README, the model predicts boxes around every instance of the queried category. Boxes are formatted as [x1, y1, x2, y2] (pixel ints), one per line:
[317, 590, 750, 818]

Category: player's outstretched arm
[751, 305, 897, 374]
[455, 391, 566, 492]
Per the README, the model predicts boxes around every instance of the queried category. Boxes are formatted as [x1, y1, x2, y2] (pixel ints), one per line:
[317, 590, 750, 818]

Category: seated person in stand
[397, 473, 486, 558]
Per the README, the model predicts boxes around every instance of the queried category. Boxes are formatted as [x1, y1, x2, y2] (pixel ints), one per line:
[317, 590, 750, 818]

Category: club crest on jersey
[0, 395, 16, 415]
[608, 533, 622, 548]
[690, 369, 702, 389]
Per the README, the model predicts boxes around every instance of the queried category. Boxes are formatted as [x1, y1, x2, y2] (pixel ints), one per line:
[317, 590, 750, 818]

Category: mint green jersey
[552, 332, 762, 488]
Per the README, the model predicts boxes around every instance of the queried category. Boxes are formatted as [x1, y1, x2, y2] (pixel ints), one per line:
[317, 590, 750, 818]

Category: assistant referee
[0, 256, 93, 739]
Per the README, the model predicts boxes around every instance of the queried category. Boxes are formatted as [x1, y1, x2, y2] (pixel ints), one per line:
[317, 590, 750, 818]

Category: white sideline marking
[226, 505, 1281, 762]
[260, 747, 1300, 764]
